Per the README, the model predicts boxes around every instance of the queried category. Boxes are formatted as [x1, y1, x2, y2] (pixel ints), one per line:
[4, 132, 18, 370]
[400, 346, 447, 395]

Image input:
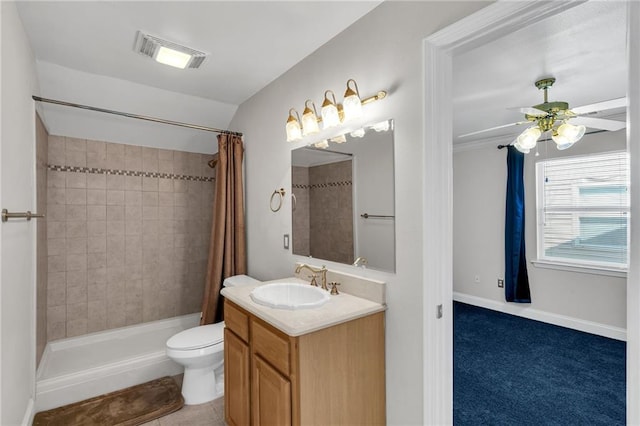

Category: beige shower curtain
[200, 133, 246, 325]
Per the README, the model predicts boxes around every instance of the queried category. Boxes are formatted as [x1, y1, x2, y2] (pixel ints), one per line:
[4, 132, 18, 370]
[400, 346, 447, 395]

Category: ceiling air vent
[134, 31, 207, 69]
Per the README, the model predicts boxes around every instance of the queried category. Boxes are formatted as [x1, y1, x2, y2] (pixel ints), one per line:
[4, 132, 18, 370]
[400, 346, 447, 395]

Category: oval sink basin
[250, 282, 330, 310]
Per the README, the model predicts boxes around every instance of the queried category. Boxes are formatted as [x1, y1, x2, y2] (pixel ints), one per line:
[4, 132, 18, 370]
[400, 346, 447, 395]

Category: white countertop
[221, 277, 386, 337]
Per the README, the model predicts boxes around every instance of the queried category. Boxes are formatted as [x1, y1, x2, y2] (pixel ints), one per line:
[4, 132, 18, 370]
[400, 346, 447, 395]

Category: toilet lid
[166, 323, 225, 350]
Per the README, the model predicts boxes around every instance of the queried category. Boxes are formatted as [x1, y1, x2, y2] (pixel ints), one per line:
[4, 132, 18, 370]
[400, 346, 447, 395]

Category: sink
[250, 282, 330, 310]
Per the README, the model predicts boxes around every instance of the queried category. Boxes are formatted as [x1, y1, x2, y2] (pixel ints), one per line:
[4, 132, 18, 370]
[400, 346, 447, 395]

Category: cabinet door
[252, 355, 291, 426]
[225, 329, 250, 426]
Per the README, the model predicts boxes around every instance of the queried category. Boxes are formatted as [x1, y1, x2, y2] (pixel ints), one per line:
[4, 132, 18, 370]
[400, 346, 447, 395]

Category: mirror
[291, 119, 395, 272]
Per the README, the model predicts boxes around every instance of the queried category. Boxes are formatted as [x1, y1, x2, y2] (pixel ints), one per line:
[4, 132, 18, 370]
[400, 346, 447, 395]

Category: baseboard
[21, 398, 35, 426]
[453, 292, 626, 341]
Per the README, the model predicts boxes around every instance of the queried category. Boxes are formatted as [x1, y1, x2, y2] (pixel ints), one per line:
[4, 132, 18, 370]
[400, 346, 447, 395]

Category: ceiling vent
[134, 31, 207, 69]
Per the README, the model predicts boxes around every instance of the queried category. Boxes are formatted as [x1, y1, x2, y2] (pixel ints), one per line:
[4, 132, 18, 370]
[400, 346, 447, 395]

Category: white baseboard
[453, 292, 627, 341]
[21, 398, 34, 426]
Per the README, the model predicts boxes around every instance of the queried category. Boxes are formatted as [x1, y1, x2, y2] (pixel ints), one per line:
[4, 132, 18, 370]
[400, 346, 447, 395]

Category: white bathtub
[35, 313, 200, 411]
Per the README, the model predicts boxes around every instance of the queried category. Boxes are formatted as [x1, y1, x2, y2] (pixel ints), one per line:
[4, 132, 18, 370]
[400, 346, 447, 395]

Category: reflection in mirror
[291, 119, 395, 272]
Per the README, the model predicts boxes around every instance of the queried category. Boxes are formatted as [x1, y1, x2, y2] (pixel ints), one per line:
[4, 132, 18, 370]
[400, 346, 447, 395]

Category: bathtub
[35, 313, 200, 412]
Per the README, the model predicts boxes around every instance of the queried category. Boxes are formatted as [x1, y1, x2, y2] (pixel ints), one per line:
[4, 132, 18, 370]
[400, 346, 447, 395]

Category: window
[536, 151, 630, 271]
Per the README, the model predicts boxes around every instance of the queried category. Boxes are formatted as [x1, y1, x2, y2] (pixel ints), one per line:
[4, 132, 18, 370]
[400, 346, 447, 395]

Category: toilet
[166, 274, 260, 405]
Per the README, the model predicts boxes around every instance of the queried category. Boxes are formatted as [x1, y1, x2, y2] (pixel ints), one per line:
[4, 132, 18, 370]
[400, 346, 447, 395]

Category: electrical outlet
[497, 278, 504, 288]
[474, 275, 480, 283]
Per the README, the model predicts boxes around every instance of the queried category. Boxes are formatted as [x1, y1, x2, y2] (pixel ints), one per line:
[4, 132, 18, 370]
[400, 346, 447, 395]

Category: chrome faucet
[295, 264, 328, 291]
[353, 256, 368, 267]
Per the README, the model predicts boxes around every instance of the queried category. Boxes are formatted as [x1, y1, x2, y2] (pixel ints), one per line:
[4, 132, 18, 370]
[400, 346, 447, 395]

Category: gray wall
[228, 2, 489, 424]
[453, 130, 627, 330]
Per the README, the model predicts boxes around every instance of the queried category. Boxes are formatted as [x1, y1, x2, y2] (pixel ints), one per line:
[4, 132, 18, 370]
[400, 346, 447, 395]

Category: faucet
[353, 256, 368, 268]
[295, 264, 328, 291]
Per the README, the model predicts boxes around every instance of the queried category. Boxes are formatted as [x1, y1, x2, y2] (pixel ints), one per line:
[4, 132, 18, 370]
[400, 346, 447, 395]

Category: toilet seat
[167, 322, 225, 351]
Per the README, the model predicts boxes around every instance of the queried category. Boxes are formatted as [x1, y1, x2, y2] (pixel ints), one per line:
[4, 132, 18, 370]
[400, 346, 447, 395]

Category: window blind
[537, 151, 630, 269]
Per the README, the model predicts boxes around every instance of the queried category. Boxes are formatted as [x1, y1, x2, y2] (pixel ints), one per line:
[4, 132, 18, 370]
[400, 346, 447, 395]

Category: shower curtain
[200, 133, 247, 324]
[504, 146, 531, 303]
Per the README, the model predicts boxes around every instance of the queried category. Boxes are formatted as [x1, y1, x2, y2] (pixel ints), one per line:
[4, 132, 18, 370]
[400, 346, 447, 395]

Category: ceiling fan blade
[459, 120, 532, 138]
[507, 106, 548, 117]
[571, 97, 627, 115]
[569, 116, 626, 131]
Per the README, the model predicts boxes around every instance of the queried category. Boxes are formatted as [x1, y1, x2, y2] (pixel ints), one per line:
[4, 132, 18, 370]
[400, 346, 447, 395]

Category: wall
[0, 1, 41, 423]
[46, 136, 215, 339]
[291, 166, 310, 255]
[36, 114, 48, 365]
[227, 2, 488, 424]
[453, 130, 627, 332]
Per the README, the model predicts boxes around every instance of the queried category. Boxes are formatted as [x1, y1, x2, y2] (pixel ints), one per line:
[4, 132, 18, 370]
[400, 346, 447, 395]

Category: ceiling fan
[459, 77, 627, 153]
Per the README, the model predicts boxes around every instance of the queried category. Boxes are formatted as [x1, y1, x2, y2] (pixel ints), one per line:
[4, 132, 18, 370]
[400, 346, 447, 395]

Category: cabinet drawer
[225, 300, 249, 342]
[252, 319, 291, 376]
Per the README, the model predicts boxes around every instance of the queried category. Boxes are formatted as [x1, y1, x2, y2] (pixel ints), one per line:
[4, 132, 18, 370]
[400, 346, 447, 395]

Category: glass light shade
[516, 126, 542, 150]
[372, 120, 390, 132]
[286, 119, 302, 142]
[343, 94, 363, 121]
[350, 128, 365, 138]
[513, 141, 530, 154]
[554, 122, 586, 144]
[286, 109, 302, 142]
[302, 101, 320, 136]
[314, 140, 329, 149]
[343, 79, 363, 121]
[330, 134, 347, 143]
[155, 46, 192, 69]
[321, 103, 340, 129]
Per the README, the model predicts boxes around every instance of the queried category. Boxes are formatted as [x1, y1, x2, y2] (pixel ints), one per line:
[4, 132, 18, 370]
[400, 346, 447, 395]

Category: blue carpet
[454, 302, 625, 425]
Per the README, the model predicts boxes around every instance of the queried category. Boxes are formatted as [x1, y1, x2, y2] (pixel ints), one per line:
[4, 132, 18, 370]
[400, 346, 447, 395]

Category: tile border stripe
[292, 181, 352, 189]
[48, 164, 215, 182]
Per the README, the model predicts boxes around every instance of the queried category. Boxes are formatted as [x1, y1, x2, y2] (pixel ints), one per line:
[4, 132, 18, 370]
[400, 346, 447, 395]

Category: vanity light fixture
[343, 79, 363, 121]
[302, 100, 321, 136]
[285, 79, 387, 142]
[286, 109, 303, 142]
[321, 90, 342, 129]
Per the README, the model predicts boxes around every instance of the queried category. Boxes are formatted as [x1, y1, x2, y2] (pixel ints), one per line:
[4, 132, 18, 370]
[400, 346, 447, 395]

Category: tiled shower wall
[292, 160, 354, 265]
[46, 136, 215, 339]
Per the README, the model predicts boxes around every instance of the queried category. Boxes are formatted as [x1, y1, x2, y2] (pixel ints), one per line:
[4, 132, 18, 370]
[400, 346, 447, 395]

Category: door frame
[421, 1, 639, 423]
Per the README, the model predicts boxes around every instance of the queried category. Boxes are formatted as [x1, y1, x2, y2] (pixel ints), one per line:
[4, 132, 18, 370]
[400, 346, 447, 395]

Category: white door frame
[422, 1, 639, 424]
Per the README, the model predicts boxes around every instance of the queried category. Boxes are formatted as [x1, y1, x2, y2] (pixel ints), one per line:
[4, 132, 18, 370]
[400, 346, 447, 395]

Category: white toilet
[166, 274, 260, 405]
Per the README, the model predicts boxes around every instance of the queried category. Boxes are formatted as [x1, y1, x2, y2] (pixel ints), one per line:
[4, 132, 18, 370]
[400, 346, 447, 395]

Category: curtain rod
[32, 96, 243, 137]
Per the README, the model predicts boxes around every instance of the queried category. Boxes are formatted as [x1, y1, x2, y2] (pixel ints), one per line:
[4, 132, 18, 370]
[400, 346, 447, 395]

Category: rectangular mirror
[291, 119, 395, 272]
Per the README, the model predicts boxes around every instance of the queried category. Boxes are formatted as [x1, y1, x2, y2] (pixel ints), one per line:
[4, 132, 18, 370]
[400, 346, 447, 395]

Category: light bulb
[286, 109, 302, 142]
[302, 100, 320, 136]
[321, 90, 341, 129]
[343, 79, 363, 121]
[516, 126, 541, 150]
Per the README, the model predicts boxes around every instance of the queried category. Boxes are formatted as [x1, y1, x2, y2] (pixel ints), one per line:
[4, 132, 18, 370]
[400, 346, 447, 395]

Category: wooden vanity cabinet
[224, 299, 386, 426]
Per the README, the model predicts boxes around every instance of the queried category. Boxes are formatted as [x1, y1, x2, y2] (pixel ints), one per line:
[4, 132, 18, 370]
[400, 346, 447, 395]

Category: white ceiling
[16, 1, 381, 106]
[453, 1, 627, 145]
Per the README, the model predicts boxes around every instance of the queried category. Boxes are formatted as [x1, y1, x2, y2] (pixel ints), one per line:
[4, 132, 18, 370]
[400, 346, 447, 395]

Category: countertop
[220, 276, 386, 337]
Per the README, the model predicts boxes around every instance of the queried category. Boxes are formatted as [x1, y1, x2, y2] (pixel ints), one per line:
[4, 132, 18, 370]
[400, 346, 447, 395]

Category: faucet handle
[308, 274, 319, 287]
[329, 282, 340, 295]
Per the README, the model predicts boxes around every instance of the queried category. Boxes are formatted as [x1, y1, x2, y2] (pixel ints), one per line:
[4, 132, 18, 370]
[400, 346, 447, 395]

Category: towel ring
[270, 188, 286, 212]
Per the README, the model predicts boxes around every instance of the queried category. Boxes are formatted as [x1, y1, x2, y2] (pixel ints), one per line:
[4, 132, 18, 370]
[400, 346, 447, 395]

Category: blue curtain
[505, 146, 531, 303]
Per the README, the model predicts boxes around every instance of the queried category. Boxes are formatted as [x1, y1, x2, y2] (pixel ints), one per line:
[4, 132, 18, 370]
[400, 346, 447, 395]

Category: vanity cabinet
[224, 299, 385, 426]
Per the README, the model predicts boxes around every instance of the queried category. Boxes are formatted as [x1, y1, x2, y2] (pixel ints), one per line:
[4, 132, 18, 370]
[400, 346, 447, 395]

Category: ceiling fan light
[513, 140, 530, 154]
[556, 122, 586, 143]
[516, 126, 541, 150]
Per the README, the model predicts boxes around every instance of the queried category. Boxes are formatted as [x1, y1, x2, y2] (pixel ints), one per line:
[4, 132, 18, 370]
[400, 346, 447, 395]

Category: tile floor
[140, 375, 226, 426]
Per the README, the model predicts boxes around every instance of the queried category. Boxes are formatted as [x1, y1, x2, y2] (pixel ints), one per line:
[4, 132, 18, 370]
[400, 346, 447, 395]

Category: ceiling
[16, 1, 381, 106]
[453, 1, 627, 146]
